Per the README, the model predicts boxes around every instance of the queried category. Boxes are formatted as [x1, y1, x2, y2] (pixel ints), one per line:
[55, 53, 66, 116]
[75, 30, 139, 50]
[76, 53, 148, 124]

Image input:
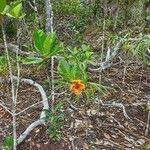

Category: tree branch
[0, 43, 31, 56]
[11, 76, 49, 144]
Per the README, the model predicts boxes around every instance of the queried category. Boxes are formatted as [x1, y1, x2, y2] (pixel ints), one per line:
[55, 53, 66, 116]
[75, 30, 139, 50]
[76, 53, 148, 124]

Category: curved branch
[17, 120, 44, 144]
[89, 35, 130, 72]
[89, 41, 122, 72]
[12, 76, 49, 144]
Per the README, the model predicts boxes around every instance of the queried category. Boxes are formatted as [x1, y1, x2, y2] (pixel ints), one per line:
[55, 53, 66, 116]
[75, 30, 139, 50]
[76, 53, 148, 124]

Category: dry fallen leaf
[83, 143, 89, 150]
[104, 133, 111, 139]
[36, 143, 41, 149]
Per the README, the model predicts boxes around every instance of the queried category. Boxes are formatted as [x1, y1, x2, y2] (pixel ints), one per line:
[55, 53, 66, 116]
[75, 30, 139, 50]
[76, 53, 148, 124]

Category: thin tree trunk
[45, 0, 55, 110]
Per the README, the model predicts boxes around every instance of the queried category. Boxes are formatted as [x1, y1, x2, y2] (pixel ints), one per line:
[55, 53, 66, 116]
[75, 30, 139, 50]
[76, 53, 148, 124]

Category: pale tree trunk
[45, 0, 55, 111]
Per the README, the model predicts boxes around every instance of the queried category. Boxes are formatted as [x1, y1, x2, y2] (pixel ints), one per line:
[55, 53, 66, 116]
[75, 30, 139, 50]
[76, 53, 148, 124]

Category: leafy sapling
[58, 44, 108, 102]
[43, 102, 63, 141]
[22, 29, 63, 65]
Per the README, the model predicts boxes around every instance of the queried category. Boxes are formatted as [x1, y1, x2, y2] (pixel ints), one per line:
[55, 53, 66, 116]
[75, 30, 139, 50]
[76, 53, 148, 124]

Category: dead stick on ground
[98, 98, 131, 120]
[12, 76, 49, 144]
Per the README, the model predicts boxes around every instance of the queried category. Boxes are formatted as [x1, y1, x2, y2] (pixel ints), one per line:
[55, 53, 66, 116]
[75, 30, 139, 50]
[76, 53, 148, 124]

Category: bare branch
[11, 76, 49, 144]
[97, 98, 131, 120]
[17, 120, 44, 144]
[16, 99, 48, 116]
[145, 98, 150, 135]
[89, 40, 122, 72]
[0, 43, 31, 56]
[0, 103, 13, 115]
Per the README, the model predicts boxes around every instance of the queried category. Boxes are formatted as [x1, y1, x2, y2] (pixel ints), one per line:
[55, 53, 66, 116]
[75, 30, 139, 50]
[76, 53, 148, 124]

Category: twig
[98, 98, 131, 120]
[0, 103, 13, 115]
[16, 99, 48, 116]
[28, 0, 41, 28]
[107, 139, 124, 148]
[45, 0, 53, 33]
[145, 99, 150, 135]
[66, 98, 81, 111]
[70, 137, 75, 150]
[14, 21, 21, 114]
[99, 18, 105, 82]
[17, 120, 44, 144]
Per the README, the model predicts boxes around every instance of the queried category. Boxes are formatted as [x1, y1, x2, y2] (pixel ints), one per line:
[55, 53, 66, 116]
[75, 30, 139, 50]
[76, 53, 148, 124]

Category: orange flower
[70, 80, 85, 96]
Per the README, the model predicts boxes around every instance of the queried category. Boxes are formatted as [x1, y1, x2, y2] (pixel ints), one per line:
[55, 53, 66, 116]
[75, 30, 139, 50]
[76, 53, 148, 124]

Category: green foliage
[33, 29, 47, 55]
[58, 59, 80, 82]
[34, 30, 60, 57]
[142, 143, 150, 150]
[53, 0, 94, 34]
[53, 0, 84, 15]
[58, 44, 107, 101]
[133, 35, 150, 65]
[3, 135, 13, 150]
[58, 44, 93, 83]
[22, 29, 63, 65]
[146, 104, 150, 110]
[0, 55, 8, 75]
[44, 103, 63, 141]
[2, 1, 25, 19]
[0, 0, 6, 13]
[22, 56, 43, 65]
[65, 45, 93, 65]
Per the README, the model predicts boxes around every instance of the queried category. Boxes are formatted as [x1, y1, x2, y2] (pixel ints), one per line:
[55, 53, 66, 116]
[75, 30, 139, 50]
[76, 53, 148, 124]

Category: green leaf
[4, 135, 13, 148]
[33, 30, 61, 58]
[22, 57, 43, 64]
[0, 0, 6, 13]
[6, 2, 25, 19]
[147, 104, 150, 110]
[70, 64, 79, 79]
[43, 32, 57, 56]
[88, 82, 108, 95]
[53, 102, 62, 112]
[33, 29, 46, 55]
[58, 59, 73, 81]
[47, 42, 63, 57]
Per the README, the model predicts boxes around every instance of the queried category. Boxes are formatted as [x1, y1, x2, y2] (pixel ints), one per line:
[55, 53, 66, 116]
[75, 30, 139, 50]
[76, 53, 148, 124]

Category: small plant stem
[1, 21, 17, 150]
[33, 0, 41, 27]
[122, 65, 127, 86]
[145, 99, 150, 135]
[98, 17, 105, 114]
[99, 18, 105, 84]
[113, 8, 119, 30]
[15, 21, 21, 105]
[51, 56, 55, 111]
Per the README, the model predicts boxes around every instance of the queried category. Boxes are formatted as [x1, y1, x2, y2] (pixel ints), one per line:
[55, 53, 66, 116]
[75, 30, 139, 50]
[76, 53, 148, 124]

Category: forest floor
[0, 57, 150, 149]
[0, 9, 150, 149]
